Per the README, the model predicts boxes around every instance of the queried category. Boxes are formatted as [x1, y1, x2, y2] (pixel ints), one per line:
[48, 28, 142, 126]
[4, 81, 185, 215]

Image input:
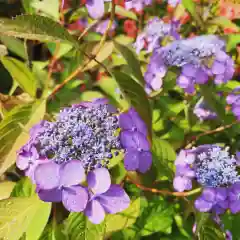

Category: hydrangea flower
[86, 0, 111, 19]
[174, 145, 240, 215]
[145, 35, 234, 94]
[125, 0, 152, 11]
[134, 18, 173, 54]
[193, 98, 217, 121]
[226, 87, 240, 120]
[95, 19, 117, 35]
[34, 161, 130, 223]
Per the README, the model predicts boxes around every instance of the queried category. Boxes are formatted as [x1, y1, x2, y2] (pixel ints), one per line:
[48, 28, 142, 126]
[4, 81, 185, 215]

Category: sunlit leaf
[0, 181, 15, 200]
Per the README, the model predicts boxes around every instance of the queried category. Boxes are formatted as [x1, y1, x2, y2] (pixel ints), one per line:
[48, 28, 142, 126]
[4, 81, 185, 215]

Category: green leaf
[114, 42, 145, 85]
[0, 36, 27, 59]
[110, 162, 127, 184]
[0, 44, 8, 57]
[47, 42, 73, 59]
[208, 17, 239, 32]
[105, 198, 140, 234]
[11, 177, 36, 197]
[226, 34, 240, 51]
[0, 100, 46, 176]
[112, 71, 152, 139]
[1, 57, 37, 97]
[64, 213, 106, 240]
[114, 5, 137, 20]
[31, 0, 59, 20]
[0, 15, 79, 47]
[0, 195, 51, 240]
[39, 225, 66, 240]
[0, 181, 16, 200]
[152, 137, 176, 181]
[181, 0, 201, 25]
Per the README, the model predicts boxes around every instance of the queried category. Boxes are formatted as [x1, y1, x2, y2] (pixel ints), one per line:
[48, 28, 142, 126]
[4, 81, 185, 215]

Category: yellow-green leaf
[0, 181, 16, 200]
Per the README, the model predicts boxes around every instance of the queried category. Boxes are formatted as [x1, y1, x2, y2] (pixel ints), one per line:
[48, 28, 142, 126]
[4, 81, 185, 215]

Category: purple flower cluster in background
[145, 35, 234, 94]
[16, 99, 152, 222]
[119, 108, 152, 173]
[134, 17, 173, 54]
[193, 98, 217, 121]
[174, 145, 240, 215]
[125, 0, 152, 11]
[227, 87, 240, 120]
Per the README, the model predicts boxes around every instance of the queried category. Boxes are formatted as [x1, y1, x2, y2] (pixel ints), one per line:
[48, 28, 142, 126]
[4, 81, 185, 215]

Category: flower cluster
[174, 145, 240, 215]
[125, 0, 152, 11]
[145, 35, 234, 94]
[193, 98, 217, 121]
[134, 17, 176, 54]
[16, 99, 152, 223]
[226, 87, 240, 120]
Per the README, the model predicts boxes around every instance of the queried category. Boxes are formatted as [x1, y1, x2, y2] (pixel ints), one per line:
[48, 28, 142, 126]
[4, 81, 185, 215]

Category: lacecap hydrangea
[16, 99, 152, 224]
[173, 145, 240, 215]
[145, 35, 234, 94]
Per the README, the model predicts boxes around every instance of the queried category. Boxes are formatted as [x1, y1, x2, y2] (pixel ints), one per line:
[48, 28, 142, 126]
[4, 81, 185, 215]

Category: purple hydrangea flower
[34, 161, 130, 223]
[226, 87, 240, 120]
[86, 0, 111, 19]
[95, 19, 117, 35]
[145, 35, 234, 94]
[119, 108, 152, 173]
[194, 97, 217, 121]
[125, 0, 152, 11]
[134, 18, 173, 54]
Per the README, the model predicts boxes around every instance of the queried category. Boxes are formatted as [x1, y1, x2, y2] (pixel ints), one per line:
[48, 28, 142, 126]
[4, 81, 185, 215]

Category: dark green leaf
[114, 42, 145, 85]
[112, 71, 152, 139]
[11, 177, 36, 197]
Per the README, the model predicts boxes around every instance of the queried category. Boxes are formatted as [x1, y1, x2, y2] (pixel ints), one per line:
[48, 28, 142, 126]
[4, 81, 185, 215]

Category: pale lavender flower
[168, 0, 181, 7]
[34, 162, 130, 223]
[86, 0, 111, 19]
[145, 35, 234, 94]
[95, 19, 117, 35]
[125, 0, 152, 11]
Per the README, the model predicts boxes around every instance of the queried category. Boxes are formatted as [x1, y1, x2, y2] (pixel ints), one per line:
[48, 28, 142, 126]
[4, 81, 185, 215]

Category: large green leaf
[105, 198, 140, 234]
[0, 100, 46, 176]
[0, 15, 79, 47]
[114, 42, 145, 85]
[0, 181, 16, 200]
[112, 71, 152, 139]
[151, 137, 176, 181]
[64, 213, 106, 240]
[0, 195, 50, 240]
[1, 57, 37, 97]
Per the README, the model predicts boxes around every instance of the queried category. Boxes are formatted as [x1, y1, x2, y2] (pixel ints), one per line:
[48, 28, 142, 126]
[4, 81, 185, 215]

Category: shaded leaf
[39, 225, 66, 240]
[1, 57, 37, 98]
[226, 34, 240, 51]
[0, 100, 46, 176]
[114, 42, 145, 85]
[112, 71, 152, 139]
[11, 177, 36, 197]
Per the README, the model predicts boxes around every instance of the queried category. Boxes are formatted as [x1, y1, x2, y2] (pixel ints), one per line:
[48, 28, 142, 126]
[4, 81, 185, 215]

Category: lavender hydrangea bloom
[226, 87, 240, 120]
[86, 0, 111, 19]
[95, 19, 117, 35]
[119, 108, 152, 173]
[145, 35, 234, 94]
[34, 162, 130, 223]
[134, 18, 173, 54]
[193, 98, 217, 121]
[125, 0, 152, 11]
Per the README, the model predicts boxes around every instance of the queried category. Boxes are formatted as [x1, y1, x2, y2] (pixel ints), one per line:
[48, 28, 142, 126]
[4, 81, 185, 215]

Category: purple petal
[97, 184, 130, 214]
[124, 148, 140, 171]
[120, 131, 150, 151]
[201, 188, 216, 202]
[16, 153, 31, 170]
[177, 75, 193, 88]
[151, 75, 163, 91]
[86, 0, 105, 19]
[34, 162, 60, 190]
[87, 168, 111, 195]
[62, 186, 88, 212]
[60, 160, 86, 187]
[194, 197, 213, 212]
[84, 200, 106, 224]
[173, 176, 192, 192]
[37, 188, 62, 202]
[182, 64, 197, 77]
[212, 61, 225, 74]
[195, 69, 209, 84]
[215, 188, 227, 201]
[119, 108, 147, 136]
[138, 151, 152, 173]
[229, 200, 240, 214]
